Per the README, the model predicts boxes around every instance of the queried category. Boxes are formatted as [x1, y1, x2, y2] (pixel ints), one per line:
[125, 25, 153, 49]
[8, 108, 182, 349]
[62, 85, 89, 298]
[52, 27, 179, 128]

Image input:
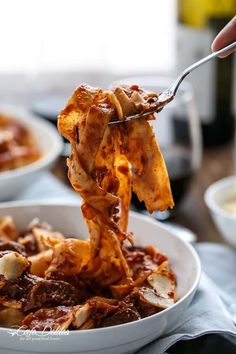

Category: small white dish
[0, 201, 201, 354]
[205, 175, 236, 248]
[0, 105, 62, 201]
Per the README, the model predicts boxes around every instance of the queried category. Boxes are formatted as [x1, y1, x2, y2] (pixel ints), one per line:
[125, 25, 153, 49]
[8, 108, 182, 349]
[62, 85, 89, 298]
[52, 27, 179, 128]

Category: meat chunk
[18, 234, 38, 256]
[0, 240, 26, 256]
[0, 273, 37, 298]
[0, 272, 81, 312]
[123, 292, 159, 318]
[24, 279, 81, 311]
[76, 297, 118, 329]
[22, 306, 74, 330]
[101, 306, 140, 327]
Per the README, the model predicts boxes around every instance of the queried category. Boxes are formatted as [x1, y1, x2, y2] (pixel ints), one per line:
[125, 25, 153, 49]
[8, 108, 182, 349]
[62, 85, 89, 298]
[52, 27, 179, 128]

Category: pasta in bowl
[0, 213, 176, 330]
[0, 202, 200, 354]
[0, 113, 41, 172]
[0, 105, 62, 201]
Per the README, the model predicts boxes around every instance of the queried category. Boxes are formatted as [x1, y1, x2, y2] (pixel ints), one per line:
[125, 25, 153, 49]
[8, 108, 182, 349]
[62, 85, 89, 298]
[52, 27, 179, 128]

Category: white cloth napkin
[14, 172, 236, 354]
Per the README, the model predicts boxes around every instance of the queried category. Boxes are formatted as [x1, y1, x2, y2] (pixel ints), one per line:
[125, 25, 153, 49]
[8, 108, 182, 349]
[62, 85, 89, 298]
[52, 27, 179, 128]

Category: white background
[0, 0, 176, 75]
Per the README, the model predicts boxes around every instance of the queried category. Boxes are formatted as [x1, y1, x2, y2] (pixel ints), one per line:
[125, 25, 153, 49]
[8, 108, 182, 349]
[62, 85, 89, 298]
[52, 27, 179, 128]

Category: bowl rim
[0, 200, 201, 334]
[204, 175, 236, 221]
[0, 106, 62, 181]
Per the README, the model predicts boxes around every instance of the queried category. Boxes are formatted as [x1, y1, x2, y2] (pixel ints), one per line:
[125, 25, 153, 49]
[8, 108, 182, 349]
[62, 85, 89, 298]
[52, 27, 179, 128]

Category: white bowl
[0, 202, 201, 354]
[205, 175, 236, 248]
[0, 105, 62, 201]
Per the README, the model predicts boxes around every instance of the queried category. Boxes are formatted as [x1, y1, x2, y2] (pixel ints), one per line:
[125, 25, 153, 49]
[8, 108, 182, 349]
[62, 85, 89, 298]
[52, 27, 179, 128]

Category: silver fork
[109, 41, 236, 125]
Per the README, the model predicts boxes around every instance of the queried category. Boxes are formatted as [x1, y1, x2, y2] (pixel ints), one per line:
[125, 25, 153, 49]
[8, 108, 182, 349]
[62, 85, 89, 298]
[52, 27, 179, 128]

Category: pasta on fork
[58, 84, 174, 290]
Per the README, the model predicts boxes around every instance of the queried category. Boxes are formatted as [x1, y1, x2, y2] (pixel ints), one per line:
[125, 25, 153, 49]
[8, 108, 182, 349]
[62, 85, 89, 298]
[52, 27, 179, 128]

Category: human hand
[211, 16, 236, 57]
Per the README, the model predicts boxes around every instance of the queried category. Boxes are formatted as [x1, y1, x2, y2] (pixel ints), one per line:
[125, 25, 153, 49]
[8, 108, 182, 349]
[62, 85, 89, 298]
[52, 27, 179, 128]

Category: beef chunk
[0, 240, 26, 256]
[24, 279, 81, 311]
[22, 306, 73, 330]
[0, 273, 81, 312]
[101, 306, 140, 327]
[124, 292, 159, 318]
[0, 273, 38, 301]
[18, 234, 38, 256]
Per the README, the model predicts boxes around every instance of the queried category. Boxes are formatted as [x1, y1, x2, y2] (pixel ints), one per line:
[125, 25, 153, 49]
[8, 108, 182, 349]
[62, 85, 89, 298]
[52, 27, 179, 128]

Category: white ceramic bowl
[0, 202, 201, 354]
[205, 175, 236, 248]
[0, 105, 62, 201]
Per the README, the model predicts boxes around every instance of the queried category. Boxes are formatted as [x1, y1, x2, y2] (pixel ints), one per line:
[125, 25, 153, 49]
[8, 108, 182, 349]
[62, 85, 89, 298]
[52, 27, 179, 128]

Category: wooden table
[53, 142, 235, 244]
[173, 143, 235, 243]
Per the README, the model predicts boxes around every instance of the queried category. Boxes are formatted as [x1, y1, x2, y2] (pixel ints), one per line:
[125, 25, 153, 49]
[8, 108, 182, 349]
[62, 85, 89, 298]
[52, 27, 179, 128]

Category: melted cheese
[0, 252, 29, 280]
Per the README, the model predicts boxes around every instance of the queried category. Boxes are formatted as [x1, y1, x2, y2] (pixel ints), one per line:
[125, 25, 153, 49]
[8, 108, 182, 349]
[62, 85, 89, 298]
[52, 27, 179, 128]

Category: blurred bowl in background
[0, 105, 62, 201]
[205, 175, 236, 248]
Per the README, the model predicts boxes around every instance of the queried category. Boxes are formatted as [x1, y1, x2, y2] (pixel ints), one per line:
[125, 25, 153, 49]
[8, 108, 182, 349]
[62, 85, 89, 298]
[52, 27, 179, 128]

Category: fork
[109, 41, 236, 125]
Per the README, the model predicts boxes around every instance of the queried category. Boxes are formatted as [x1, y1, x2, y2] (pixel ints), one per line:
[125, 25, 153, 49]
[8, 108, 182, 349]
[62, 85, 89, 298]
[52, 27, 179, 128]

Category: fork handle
[172, 41, 236, 96]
